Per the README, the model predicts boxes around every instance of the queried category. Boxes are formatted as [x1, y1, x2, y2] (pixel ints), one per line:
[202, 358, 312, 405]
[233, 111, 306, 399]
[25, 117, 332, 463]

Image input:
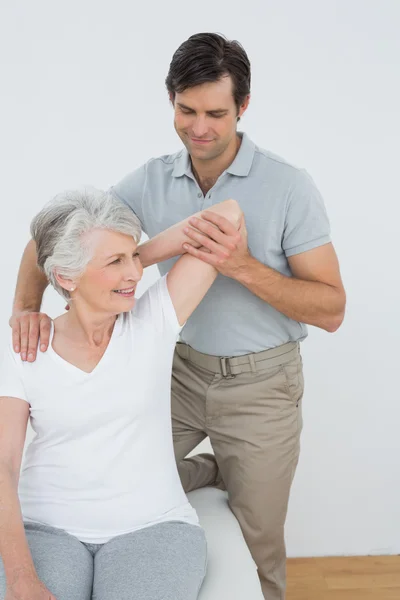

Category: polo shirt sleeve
[110, 163, 148, 235]
[282, 169, 331, 257]
[0, 341, 28, 403]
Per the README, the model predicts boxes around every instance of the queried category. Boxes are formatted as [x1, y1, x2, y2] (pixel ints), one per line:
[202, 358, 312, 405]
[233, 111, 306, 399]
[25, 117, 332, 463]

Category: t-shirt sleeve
[0, 341, 28, 403]
[134, 275, 183, 338]
[282, 169, 331, 257]
[109, 163, 148, 234]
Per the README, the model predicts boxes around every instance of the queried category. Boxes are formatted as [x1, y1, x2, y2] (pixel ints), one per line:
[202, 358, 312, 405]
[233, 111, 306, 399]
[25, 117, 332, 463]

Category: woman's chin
[114, 295, 136, 312]
[89, 293, 137, 315]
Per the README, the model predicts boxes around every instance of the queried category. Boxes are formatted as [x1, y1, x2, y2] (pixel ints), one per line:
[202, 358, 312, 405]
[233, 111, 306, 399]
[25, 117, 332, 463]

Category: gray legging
[0, 520, 207, 600]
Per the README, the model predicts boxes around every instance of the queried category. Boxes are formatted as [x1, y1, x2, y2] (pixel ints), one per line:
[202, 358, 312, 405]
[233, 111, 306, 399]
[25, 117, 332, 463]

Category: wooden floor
[287, 556, 400, 599]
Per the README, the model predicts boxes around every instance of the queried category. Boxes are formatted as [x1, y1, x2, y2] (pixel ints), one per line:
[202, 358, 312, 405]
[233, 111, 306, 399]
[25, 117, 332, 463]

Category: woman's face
[71, 229, 143, 314]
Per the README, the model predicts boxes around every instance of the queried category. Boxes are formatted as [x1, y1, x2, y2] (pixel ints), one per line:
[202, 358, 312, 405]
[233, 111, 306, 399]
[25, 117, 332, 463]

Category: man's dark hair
[165, 33, 251, 113]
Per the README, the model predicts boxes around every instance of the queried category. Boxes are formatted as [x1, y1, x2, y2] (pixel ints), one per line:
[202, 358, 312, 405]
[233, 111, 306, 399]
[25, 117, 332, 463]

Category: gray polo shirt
[111, 132, 331, 356]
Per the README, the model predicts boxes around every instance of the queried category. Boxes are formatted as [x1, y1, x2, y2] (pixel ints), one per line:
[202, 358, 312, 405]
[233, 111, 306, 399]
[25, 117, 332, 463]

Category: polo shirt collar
[172, 132, 256, 178]
[172, 149, 192, 178]
[226, 132, 256, 177]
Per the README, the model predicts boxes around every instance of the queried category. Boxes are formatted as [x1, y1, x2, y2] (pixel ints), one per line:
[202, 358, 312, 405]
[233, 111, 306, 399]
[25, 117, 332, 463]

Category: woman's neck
[55, 305, 117, 348]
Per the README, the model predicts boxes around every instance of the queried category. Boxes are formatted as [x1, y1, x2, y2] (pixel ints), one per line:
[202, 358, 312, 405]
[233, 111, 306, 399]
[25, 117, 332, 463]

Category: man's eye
[111, 258, 121, 265]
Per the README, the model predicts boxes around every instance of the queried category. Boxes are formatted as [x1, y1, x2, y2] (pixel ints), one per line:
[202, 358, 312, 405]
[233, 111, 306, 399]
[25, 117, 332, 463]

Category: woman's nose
[125, 260, 143, 281]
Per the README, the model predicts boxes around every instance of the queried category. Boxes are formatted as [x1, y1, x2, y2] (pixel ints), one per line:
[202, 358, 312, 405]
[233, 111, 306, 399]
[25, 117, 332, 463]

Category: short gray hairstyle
[30, 187, 142, 300]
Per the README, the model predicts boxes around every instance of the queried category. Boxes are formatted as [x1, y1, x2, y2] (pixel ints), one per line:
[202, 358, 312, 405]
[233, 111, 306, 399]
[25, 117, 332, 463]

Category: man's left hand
[183, 211, 251, 279]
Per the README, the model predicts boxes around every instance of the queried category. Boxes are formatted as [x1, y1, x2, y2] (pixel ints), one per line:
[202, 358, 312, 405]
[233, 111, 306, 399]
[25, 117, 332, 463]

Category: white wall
[1, 0, 399, 557]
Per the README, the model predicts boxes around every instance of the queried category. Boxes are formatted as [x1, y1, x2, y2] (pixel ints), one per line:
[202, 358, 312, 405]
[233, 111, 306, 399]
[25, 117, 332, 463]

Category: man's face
[172, 76, 249, 162]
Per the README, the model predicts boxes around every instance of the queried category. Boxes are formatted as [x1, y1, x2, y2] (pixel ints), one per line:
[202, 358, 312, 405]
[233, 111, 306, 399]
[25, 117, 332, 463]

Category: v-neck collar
[48, 315, 122, 377]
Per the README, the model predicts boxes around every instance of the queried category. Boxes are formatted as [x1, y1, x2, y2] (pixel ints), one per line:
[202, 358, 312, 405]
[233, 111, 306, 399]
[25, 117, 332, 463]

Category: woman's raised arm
[137, 199, 242, 268]
[166, 199, 243, 325]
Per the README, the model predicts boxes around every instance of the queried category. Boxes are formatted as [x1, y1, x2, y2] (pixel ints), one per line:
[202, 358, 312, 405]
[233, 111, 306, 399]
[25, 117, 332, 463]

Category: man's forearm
[236, 257, 345, 332]
[12, 240, 48, 314]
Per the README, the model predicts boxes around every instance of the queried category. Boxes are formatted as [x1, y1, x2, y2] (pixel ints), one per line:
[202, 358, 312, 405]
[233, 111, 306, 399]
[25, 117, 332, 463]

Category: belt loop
[249, 354, 257, 374]
[220, 357, 228, 377]
[220, 357, 235, 379]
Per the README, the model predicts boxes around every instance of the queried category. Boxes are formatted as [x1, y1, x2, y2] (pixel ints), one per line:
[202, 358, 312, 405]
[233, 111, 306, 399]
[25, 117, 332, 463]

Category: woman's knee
[93, 522, 207, 600]
[24, 522, 93, 600]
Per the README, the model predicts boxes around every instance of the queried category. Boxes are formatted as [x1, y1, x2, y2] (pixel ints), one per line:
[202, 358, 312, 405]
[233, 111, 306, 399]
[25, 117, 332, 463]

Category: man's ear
[238, 94, 251, 120]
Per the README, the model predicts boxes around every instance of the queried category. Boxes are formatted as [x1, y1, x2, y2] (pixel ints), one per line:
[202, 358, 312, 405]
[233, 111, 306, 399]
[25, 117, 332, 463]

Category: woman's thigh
[93, 521, 207, 600]
[0, 521, 93, 600]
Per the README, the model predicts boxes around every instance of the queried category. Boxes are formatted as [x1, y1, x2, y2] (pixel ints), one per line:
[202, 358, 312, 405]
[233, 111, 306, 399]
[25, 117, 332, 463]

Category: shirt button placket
[203, 192, 213, 209]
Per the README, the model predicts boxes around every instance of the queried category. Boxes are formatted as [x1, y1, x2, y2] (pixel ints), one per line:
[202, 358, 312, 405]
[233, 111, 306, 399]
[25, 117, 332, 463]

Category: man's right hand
[9, 311, 52, 361]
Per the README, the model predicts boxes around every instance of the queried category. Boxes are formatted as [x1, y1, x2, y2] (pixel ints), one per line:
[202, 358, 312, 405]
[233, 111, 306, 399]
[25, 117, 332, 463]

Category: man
[10, 33, 346, 599]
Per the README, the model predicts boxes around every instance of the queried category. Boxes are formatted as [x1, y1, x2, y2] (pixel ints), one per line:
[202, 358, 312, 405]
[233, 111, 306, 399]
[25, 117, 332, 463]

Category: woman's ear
[54, 271, 76, 293]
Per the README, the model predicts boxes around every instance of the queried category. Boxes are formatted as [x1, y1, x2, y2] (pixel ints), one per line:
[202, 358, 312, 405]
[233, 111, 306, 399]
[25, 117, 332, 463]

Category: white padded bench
[188, 488, 263, 599]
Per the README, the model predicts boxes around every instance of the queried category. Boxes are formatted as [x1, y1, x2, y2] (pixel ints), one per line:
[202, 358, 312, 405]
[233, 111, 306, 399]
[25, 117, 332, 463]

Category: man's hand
[183, 212, 251, 279]
[9, 311, 52, 361]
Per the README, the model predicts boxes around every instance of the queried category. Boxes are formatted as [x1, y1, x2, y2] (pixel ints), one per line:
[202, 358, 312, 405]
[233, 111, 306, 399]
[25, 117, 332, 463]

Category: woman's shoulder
[0, 334, 32, 401]
[133, 276, 166, 314]
[130, 276, 181, 336]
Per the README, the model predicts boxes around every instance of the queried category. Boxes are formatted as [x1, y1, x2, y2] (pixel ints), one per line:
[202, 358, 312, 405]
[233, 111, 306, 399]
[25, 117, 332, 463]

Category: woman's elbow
[224, 199, 243, 228]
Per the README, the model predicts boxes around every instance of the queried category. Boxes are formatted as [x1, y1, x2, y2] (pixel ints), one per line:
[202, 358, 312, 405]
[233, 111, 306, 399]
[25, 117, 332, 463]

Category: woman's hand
[5, 573, 57, 600]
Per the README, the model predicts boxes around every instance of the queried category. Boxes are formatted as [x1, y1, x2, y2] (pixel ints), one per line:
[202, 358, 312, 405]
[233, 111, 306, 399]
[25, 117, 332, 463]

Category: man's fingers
[10, 312, 52, 360]
[27, 315, 40, 362]
[184, 227, 230, 258]
[39, 316, 52, 352]
[198, 211, 239, 235]
[186, 218, 238, 250]
[11, 321, 21, 353]
[19, 316, 30, 360]
[189, 215, 241, 248]
[183, 244, 220, 265]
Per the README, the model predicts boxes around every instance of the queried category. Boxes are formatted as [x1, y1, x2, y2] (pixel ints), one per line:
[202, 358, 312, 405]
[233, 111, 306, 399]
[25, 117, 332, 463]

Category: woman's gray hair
[30, 187, 142, 300]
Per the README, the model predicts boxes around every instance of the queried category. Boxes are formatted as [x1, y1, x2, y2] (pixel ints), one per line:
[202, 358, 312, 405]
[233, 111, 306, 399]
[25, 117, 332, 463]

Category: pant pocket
[282, 358, 304, 406]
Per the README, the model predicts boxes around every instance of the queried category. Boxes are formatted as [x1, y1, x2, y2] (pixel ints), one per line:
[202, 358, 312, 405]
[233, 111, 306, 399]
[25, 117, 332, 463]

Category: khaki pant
[171, 341, 304, 600]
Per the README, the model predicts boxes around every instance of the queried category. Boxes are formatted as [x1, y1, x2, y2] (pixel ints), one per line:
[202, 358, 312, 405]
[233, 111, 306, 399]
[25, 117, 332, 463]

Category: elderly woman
[0, 189, 242, 600]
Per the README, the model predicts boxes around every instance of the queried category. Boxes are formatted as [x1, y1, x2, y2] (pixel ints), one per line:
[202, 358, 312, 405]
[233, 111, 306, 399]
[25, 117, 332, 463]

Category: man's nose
[192, 116, 208, 138]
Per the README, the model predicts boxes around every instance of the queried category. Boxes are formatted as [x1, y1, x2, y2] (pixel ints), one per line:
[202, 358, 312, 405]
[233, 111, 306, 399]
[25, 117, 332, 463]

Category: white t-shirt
[0, 276, 199, 543]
